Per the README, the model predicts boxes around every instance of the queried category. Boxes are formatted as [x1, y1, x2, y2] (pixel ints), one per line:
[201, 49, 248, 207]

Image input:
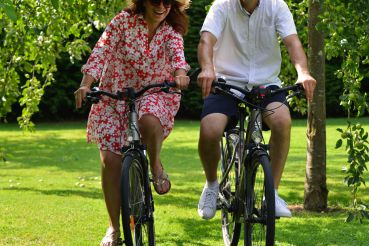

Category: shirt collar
[238, 0, 261, 16]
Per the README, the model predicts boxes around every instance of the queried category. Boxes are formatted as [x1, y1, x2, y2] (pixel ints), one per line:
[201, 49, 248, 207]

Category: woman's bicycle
[192, 70, 303, 246]
[86, 81, 178, 246]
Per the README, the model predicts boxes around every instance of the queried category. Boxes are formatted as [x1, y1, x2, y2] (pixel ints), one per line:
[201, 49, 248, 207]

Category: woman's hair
[125, 0, 190, 35]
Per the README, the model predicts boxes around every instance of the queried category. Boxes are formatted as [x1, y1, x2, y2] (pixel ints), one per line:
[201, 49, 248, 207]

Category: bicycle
[86, 81, 178, 246]
[192, 69, 303, 246]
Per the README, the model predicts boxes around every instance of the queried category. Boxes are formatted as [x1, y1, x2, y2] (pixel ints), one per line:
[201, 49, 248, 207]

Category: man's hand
[197, 68, 216, 98]
[297, 73, 316, 103]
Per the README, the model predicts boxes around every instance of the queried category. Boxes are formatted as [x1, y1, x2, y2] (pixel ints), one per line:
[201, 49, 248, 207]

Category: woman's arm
[74, 74, 95, 109]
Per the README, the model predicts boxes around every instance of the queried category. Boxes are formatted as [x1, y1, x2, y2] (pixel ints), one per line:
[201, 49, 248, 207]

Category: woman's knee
[100, 151, 122, 169]
[139, 114, 163, 136]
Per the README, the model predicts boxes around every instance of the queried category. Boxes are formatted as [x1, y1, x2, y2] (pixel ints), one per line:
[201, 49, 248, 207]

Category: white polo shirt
[201, 0, 297, 88]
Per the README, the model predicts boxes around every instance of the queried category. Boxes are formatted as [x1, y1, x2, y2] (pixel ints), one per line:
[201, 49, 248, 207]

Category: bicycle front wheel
[244, 153, 275, 246]
[121, 151, 155, 246]
[220, 130, 242, 246]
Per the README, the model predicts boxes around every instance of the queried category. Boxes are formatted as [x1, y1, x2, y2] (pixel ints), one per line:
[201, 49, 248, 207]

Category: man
[197, 0, 316, 220]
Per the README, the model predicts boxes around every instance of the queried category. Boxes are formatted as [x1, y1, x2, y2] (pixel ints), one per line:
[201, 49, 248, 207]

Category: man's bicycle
[193, 71, 303, 246]
[86, 81, 178, 246]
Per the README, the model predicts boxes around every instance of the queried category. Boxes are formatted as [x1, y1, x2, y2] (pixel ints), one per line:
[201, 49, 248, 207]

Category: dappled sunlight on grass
[1, 119, 369, 245]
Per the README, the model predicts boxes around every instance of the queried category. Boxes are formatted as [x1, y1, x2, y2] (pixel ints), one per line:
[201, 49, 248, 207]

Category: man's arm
[197, 31, 217, 98]
[283, 34, 316, 102]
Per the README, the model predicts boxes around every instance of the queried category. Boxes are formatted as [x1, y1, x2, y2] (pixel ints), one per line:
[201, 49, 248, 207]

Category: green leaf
[335, 139, 343, 149]
[51, 0, 60, 10]
[345, 212, 355, 223]
[1, 3, 17, 21]
[363, 211, 369, 220]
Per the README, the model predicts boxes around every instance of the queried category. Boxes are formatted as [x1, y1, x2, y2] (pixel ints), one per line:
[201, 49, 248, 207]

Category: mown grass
[0, 118, 368, 245]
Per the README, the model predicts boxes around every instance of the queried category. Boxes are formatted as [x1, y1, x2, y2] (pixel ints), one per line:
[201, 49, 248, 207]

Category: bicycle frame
[123, 88, 155, 221]
[220, 102, 268, 221]
[214, 79, 303, 245]
[87, 82, 177, 246]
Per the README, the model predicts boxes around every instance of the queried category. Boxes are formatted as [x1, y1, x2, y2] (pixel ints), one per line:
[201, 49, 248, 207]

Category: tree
[0, 0, 125, 130]
[304, 0, 328, 211]
[322, 0, 369, 222]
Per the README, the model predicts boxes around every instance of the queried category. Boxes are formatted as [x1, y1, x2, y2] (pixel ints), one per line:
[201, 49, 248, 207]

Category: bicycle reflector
[258, 86, 266, 98]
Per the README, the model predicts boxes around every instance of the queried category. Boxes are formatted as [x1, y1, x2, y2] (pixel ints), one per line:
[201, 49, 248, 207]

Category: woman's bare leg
[100, 150, 122, 231]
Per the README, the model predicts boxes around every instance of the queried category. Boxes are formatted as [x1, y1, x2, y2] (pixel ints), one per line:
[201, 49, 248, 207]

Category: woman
[74, 0, 191, 244]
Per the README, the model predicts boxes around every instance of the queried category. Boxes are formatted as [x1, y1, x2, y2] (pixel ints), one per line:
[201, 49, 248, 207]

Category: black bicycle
[192, 69, 303, 246]
[87, 81, 178, 246]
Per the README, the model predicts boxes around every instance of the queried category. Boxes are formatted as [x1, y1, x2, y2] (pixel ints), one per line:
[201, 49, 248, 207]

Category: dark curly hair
[125, 0, 190, 35]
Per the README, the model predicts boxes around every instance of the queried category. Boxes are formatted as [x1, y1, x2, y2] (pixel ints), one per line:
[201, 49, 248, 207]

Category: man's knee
[272, 115, 291, 130]
[264, 104, 291, 131]
[200, 113, 227, 142]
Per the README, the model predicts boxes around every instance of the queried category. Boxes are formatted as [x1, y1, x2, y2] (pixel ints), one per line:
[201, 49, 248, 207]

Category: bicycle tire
[244, 152, 275, 246]
[220, 129, 242, 246]
[121, 151, 155, 246]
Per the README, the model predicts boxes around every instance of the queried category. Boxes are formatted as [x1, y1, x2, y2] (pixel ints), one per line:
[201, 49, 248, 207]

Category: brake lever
[86, 87, 101, 104]
[171, 91, 183, 96]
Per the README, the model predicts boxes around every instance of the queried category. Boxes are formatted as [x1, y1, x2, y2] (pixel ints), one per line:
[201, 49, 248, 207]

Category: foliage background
[1, 0, 368, 123]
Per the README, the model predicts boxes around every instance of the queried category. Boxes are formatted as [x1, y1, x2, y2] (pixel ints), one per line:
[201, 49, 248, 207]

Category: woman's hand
[74, 74, 95, 108]
[74, 86, 91, 109]
[174, 75, 190, 90]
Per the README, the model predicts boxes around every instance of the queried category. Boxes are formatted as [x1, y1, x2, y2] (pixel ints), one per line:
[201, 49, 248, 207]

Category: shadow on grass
[3, 186, 103, 199]
[275, 212, 369, 245]
[156, 217, 222, 245]
[2, 132, 199, 172]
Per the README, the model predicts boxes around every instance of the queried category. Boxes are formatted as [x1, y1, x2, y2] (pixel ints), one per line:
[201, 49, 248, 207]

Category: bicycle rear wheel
[244, 153, 275, 246]
[121, 151, 155, 246]
[220, 130, 242, 246]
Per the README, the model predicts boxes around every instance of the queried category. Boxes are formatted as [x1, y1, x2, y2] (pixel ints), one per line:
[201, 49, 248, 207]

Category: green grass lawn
[0, 118, 368, 245]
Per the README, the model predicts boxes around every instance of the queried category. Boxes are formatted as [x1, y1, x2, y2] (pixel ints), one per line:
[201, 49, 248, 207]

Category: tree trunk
[304, 0, 328, 211]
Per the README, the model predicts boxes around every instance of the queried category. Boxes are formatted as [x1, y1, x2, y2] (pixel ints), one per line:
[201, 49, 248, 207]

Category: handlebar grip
[189, 68, 201, 83]
[165, 81, 177, 87]
[86, 87, 101, 104]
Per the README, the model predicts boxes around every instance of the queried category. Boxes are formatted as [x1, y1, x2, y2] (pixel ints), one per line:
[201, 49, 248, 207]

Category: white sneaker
[275, 192, 292, 217]
[198, 184, 218, 220]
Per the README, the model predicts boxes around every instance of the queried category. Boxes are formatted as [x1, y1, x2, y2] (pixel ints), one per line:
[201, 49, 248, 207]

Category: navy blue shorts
[200, 85, 288, 131]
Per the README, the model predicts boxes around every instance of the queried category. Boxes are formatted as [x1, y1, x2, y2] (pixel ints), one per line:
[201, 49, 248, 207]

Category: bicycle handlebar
[86, 81, 177, 103]
[188, 68, 304, 102]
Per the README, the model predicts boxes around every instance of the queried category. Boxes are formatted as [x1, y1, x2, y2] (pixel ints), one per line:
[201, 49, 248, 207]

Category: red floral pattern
[82, 11, 190, 154]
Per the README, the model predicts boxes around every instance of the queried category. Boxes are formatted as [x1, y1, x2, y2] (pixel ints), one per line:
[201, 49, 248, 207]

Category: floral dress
[82, 11, 190, 155]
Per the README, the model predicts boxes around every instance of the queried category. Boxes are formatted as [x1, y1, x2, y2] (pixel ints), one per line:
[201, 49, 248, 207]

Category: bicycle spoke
[121, 153, 155, 246]
[244, 154, 275, 246]
[220, 130, 242, 246]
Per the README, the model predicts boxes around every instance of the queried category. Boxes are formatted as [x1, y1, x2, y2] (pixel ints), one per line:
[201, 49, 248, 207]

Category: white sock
[205, 180, 219, 190]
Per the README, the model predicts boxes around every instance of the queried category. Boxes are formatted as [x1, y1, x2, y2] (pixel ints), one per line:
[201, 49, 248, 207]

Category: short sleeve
[200, 0, 227, 39]
[275, 1, 297, 39]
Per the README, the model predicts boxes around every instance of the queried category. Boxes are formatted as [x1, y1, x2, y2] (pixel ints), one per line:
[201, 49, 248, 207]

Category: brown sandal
[100, 227, 122, 246]
[151, 165, 171, 195]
